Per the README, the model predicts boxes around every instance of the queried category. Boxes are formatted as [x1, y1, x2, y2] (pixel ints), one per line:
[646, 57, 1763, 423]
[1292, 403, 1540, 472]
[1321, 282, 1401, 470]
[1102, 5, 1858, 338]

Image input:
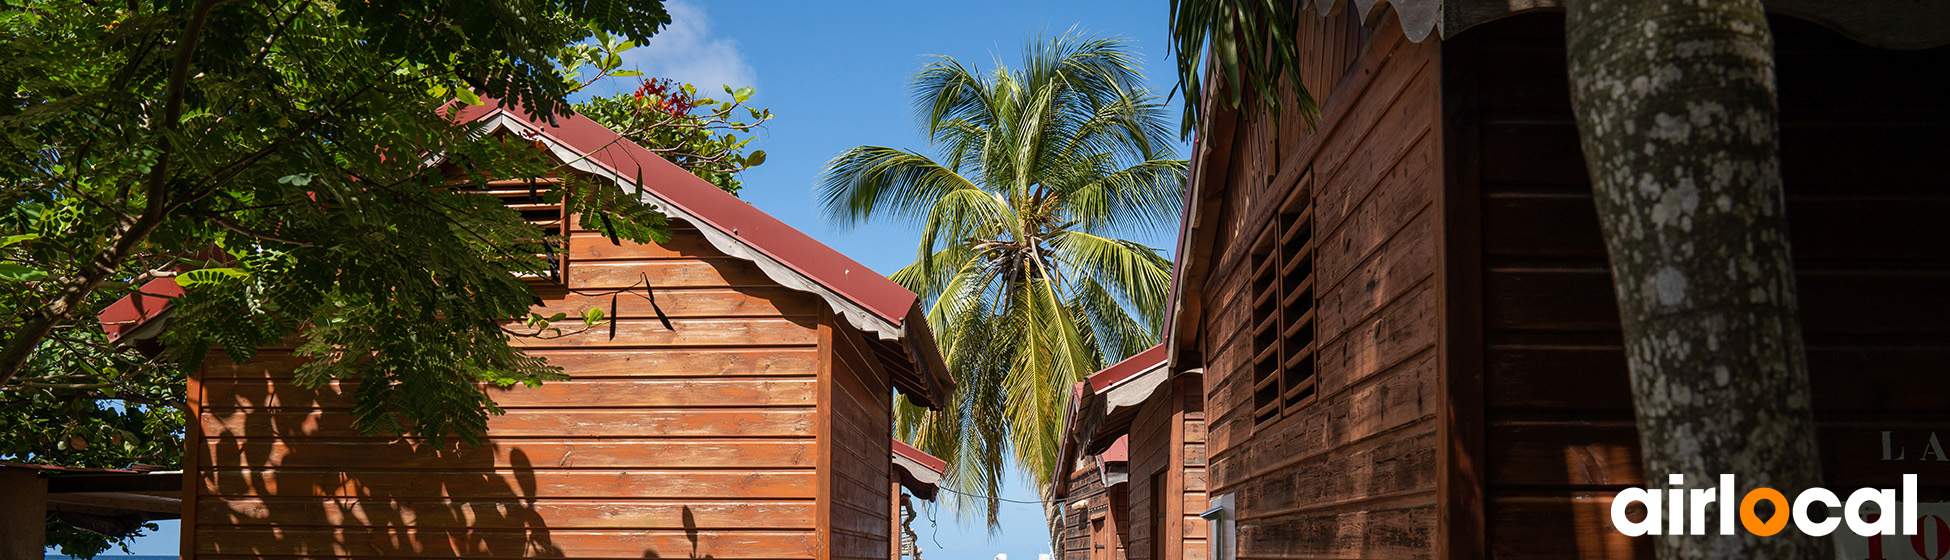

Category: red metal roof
[891, 438, 947, 473]
[451, 101, 919, 324]
[101, 102, 924, 333]
[1085, 344, 1168, 391]
[100, 278, 183, 341]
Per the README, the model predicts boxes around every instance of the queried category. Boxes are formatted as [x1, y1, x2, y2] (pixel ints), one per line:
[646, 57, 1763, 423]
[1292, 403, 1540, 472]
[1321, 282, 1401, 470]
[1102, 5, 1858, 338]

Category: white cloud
[620, 0, 756, 93]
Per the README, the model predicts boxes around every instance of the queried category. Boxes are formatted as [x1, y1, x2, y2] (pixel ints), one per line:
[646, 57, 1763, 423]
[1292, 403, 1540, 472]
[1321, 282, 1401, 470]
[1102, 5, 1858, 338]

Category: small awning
[1095, 436, 1130, 488]
[891, 439, 946, 501]
[1077, 352, 1171, 455]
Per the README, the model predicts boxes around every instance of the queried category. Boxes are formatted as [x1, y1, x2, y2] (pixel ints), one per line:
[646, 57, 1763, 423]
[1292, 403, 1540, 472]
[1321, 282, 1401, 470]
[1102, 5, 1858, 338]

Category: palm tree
[818, 33, 1186, 529]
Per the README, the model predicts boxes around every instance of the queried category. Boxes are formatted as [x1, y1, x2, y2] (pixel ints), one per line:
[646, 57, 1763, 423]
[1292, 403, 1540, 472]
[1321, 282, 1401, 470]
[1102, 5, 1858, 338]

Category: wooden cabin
[1057, 380, 1132, 560]
[1166, 2, 1950, 559]
[107, 102, 958, 560]
[1063, 345, 1210, 560]
[1056, 435, 1130, 560]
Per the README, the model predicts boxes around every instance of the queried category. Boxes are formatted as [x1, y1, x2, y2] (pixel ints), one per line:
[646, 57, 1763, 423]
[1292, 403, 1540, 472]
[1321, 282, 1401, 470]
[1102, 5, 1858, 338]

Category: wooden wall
[1445, 13, 1950, 560]
[822, 310, 896, 560]
[1062, 458, 1127, 560]
[1126, 376, 1208, 560]
[185, 209, 839, 558]
[1198, 11, 1444, 560]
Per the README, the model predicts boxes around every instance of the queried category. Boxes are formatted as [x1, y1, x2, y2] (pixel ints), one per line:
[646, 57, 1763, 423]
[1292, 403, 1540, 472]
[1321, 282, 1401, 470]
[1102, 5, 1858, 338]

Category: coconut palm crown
[818, 33, 1186, 526]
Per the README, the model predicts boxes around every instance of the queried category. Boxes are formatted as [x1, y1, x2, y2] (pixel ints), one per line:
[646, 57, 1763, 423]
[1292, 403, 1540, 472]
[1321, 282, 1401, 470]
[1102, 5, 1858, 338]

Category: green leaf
[277, 173, 315, 186]
[455, 87, 484, 106]
[177, 267, 249, 287]
[746, 150, 766, 167]
[610, 70, 642, 77]
[0, 233, 40, 248]
[0, 263, 47, 283]
[734, 86, 754, 103]
[583, 307, 604, 324]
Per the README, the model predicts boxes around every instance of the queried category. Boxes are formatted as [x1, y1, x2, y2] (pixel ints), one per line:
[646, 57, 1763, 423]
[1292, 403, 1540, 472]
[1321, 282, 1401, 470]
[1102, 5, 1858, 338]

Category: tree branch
[0, 0, 234, 388]
[204, 213, 314, 247]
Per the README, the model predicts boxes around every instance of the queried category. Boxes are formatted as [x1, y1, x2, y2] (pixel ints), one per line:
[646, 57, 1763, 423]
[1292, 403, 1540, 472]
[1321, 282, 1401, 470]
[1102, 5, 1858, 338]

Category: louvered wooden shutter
[1249, 171, 1318, 427]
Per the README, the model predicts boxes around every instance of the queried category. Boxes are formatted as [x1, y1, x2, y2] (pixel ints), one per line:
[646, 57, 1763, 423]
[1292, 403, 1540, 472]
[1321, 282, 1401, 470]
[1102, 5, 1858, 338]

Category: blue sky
[85, 1, 1185, 557]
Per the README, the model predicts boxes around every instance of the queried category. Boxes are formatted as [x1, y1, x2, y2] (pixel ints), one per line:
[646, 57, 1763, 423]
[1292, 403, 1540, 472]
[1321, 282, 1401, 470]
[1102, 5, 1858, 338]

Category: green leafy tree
[818, 33, 1185, 530]
[0, 0, 675, 554]
[578, 78, 773, 195]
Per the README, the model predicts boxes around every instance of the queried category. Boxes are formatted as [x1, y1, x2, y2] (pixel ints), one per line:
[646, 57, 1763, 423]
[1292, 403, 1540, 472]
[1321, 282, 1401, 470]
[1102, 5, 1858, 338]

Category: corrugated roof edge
[450, 101, 918, 326]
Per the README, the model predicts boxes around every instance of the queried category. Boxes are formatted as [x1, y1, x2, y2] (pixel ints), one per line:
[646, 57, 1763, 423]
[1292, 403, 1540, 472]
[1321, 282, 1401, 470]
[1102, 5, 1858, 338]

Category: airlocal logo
[1611, 474, 1920, 537]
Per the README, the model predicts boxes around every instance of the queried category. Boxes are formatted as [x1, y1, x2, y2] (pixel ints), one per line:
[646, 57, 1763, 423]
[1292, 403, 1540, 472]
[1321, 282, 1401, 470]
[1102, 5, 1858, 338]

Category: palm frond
[1168, 0, 1321, 138]
[818, 146, 982, 228]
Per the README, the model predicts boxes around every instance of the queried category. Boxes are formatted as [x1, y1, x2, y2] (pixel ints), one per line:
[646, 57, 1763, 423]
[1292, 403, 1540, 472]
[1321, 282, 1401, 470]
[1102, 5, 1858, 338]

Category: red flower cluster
[631, 78, 695, 117]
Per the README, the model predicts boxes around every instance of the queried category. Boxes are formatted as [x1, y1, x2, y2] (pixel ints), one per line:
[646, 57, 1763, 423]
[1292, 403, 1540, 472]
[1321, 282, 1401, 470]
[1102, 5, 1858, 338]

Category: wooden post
[0, 467, 47, 560]
[890, 479, 901, 560]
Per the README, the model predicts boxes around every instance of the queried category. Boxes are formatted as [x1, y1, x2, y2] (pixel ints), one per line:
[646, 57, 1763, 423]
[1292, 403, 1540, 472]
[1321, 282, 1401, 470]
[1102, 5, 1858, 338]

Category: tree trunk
[1043, 480, 1064, 559]
[1564, 1, 1830, 558]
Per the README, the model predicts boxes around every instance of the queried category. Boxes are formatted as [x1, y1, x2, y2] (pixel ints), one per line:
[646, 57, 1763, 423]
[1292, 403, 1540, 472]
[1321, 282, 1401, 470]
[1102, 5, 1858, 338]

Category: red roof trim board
[891, 438, 947, 501]
[891, 439, 948, 473]
[1086, 344, 1169, 391]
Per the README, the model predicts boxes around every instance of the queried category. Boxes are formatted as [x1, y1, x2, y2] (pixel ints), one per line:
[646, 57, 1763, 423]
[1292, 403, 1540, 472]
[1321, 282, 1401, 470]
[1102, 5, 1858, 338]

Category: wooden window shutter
[465, 175, 570, 283]
[1249, 171, 1319, 428]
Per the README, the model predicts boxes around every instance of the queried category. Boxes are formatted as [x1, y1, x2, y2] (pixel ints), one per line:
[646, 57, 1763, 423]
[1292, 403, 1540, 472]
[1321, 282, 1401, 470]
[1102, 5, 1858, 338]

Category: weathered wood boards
[1181, 7, 1950, 560]
[185, 205, 897, 560]
[1125, 377, 1210, 560]
[1198, 11, 1444, 560]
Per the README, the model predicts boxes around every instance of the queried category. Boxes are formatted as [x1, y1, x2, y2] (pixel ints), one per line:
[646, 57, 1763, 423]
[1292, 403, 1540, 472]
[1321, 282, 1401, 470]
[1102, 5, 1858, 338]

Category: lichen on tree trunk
[1564, 1, 1830, 557]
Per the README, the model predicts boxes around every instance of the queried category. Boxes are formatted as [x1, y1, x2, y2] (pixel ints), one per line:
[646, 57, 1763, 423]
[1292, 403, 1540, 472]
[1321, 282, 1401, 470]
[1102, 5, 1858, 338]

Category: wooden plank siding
[187, 201, 854, 559]
[1126, 376, 1209, 560]
[1198, 11, 1444, 560]
[822, 309, 896, 560]
[1443, 13, 1950, 560]
[1062, 458, 1127, 560]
